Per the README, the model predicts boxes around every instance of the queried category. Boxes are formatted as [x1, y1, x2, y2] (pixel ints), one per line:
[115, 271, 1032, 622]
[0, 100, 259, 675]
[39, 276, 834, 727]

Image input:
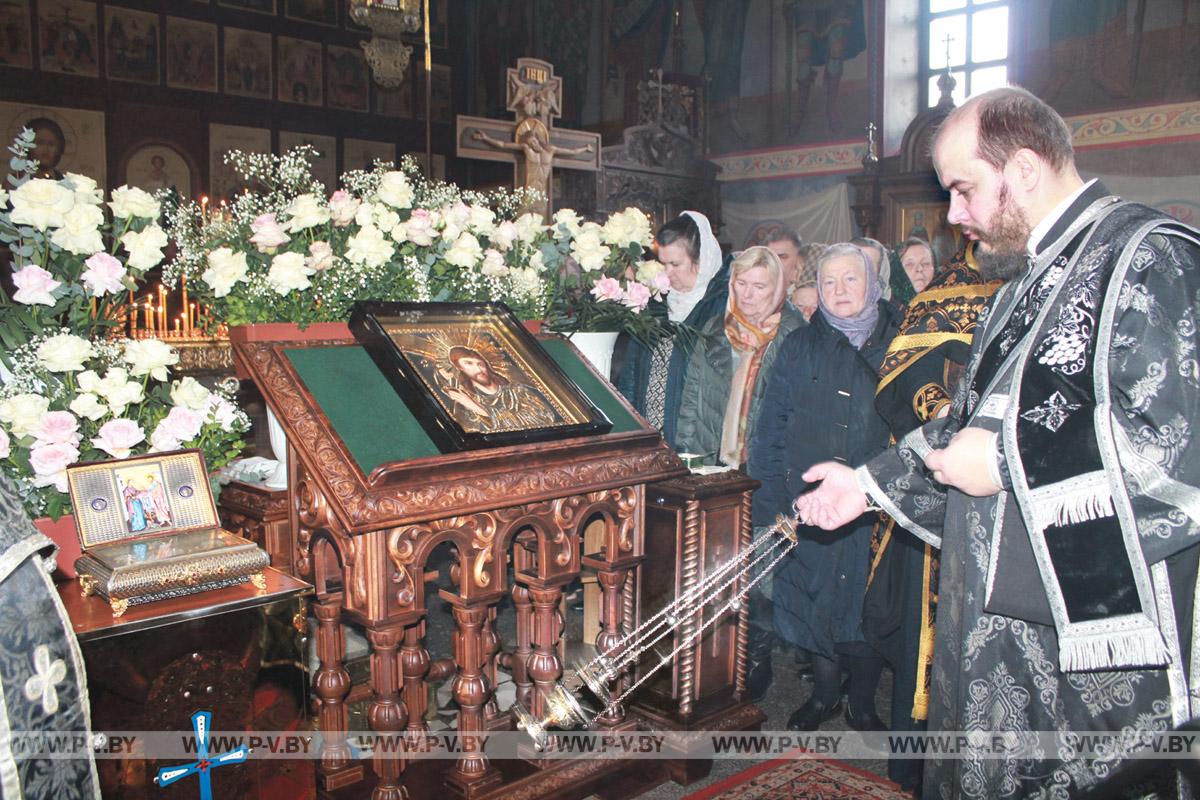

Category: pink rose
[151, 406, 204, 451]
[249, 213, 291, 251]
[29, 442, 80, 492]
[91, 418, 145, 459]
[12, 265, 61, 306]
[402, 208, 436, 246]
[328, 190, 360, 227]
[590, 276, 625, 303]
[81, 252, 127, 297]
[652, 272, 672, 296]
[35, 411, 81, 447]
[623, 281, 651, 312]
[306, 241, 335, 272]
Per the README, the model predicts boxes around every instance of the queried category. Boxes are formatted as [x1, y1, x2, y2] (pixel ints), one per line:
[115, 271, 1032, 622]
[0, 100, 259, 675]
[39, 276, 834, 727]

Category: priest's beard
[972, 183, 1032, 283]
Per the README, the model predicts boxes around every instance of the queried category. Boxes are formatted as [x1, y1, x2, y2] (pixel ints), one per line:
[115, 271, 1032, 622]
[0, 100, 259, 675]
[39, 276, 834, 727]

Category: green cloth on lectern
[537, 338, 639, 433]
[285, 346, 441, 471]
[284, 341, 639, 476]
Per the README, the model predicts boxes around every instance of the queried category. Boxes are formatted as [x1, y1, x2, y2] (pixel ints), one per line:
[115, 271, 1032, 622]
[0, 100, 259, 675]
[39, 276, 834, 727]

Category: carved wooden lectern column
[233, 336, 761, 800]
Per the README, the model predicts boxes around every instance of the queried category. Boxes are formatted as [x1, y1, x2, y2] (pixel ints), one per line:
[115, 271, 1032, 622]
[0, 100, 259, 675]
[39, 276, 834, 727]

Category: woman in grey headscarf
[615, 210, 727, 446]
[747, 242, 902, 732]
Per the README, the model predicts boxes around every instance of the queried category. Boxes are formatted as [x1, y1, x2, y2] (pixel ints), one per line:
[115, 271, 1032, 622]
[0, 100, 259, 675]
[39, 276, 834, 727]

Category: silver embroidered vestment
[858, 198, 1200, 799]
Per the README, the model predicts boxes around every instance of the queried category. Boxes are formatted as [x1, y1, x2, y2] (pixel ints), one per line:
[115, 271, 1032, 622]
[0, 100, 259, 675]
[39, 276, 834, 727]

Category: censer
[512, 511, 802, 749]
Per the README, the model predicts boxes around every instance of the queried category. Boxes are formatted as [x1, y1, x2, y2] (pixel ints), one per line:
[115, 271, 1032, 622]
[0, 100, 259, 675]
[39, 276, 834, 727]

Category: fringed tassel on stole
[1033, 481, 1115, 531]
[1059, 627, 1170, 672]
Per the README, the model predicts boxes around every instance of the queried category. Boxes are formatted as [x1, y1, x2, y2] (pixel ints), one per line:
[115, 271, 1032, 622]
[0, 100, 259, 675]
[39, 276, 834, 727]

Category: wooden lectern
[233, 332, 762, 800]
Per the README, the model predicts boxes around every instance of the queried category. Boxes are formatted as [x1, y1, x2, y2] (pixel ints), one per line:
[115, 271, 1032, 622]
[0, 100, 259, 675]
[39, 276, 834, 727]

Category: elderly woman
[615, 211, 726, 445]
[748, 243, 902, 731]
[898, 236, 936, 296]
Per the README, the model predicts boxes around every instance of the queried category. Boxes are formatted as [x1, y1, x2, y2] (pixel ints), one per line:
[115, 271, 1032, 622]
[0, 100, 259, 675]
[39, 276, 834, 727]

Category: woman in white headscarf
[615, 210, 726, 446]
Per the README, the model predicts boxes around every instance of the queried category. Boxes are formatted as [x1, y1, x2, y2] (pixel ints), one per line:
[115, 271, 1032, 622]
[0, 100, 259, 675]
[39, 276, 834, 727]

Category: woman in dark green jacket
[675, 246, 805, 467]
[614, 211, 726, 445]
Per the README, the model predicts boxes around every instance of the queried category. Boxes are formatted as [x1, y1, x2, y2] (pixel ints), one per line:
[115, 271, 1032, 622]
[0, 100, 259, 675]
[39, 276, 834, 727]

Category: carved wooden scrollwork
[385, 525, 423, 607]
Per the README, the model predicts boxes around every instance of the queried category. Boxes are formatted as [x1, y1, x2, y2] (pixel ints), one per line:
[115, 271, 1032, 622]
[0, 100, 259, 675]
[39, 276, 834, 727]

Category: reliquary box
[66, 449, 270, 617]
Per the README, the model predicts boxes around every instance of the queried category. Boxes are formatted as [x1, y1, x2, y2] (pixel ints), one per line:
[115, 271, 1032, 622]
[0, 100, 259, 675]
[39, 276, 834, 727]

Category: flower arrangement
[541, 206, 671, 345]
[0, 130, 250, 519]
[163, 148, 671, 343]
[163, 147, 553, 326]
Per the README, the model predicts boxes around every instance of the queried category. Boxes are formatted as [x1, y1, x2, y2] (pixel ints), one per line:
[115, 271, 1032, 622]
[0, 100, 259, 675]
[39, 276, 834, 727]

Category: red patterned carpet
[682, 752, 909, 800]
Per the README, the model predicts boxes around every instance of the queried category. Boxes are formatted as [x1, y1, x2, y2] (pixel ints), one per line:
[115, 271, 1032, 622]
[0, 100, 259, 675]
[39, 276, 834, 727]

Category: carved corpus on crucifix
[457, 58, 601, 219]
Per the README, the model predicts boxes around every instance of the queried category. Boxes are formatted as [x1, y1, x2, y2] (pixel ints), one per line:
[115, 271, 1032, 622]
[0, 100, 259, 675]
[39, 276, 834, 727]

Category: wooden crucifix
[456, 58, 601, 219]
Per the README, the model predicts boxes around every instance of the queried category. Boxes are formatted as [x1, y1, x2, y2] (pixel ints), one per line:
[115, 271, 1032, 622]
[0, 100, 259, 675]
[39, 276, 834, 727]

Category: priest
[796, 86, 1200, 797]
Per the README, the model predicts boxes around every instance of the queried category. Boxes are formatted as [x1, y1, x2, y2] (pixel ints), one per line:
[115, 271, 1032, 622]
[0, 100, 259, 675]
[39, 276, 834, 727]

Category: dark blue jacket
[614, 256, 731, 446]
[747, 301, 901, 656]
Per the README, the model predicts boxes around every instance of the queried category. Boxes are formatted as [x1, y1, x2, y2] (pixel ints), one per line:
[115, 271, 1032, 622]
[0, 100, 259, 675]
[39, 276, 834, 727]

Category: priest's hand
[923, 427, 1002, 497]
[793, 462, 868, 530]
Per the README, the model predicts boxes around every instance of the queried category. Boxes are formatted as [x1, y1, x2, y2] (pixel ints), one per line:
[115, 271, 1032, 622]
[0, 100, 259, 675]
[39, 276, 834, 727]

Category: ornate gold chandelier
[349, 0, 422, 88]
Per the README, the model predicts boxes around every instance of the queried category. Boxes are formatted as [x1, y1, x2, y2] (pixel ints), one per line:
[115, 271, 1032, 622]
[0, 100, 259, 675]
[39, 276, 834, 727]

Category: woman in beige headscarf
[675, 246, 806, 701]
[675, 246, 804, 468]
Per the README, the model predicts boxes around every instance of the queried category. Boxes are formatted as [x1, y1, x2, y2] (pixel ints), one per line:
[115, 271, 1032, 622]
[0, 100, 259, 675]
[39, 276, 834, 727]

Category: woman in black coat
[747, 242, 901, 732]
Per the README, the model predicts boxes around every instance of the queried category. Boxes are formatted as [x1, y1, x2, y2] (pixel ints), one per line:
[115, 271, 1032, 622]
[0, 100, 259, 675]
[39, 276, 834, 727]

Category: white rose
[170, 376, 212, 411]
[510, 266, 543, 300]
[266, 251, 316, 295]
[569, 222, 610, 272]
[201, 247, 249, 298]
[0, 428, 8, 459]
[354, 201, 375, 228]
[9, 178, 75, 230]
[601, 207, 652, 248]
[372, 203, 400, 234]
[528, 250, 546, 273]
[345, 224, 394, 268]
[0, 187, 8, 208]
[207, 395, 241, 432]
[69, 392, 108, 421]
[444, 231, 483, 269]
[514, 212, 545, 244]
[0, 393, 50, 437]
[37, 333, 94, 372]
[284, 193, 331, 232]
[480, 248, 508, 277]
[63, 173, 104, 206]
[376, 171, 414, 209]
[467, 205, 496, 237]
[552, 208, 582, 240]
[635, 259, 666, 285]
[95, 368, 143, 415]
[50, 202, 105, 255]
[108, 185, 160, 219]
[491, 220, 518, 252]
[120, 225, 169, 271]
[124, 338, 179, 382]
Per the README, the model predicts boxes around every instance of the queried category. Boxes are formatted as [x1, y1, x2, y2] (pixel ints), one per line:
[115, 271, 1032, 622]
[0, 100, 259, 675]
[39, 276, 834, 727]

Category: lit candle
[157, 304, 165, 336]
[127, 293, 136, 337]
[180, 275, 189, 335]
[143, 301, 152, 335]
[190, 302, 197, 335]
[200, 195, 209, 225]
[175, 317, 181, 336]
